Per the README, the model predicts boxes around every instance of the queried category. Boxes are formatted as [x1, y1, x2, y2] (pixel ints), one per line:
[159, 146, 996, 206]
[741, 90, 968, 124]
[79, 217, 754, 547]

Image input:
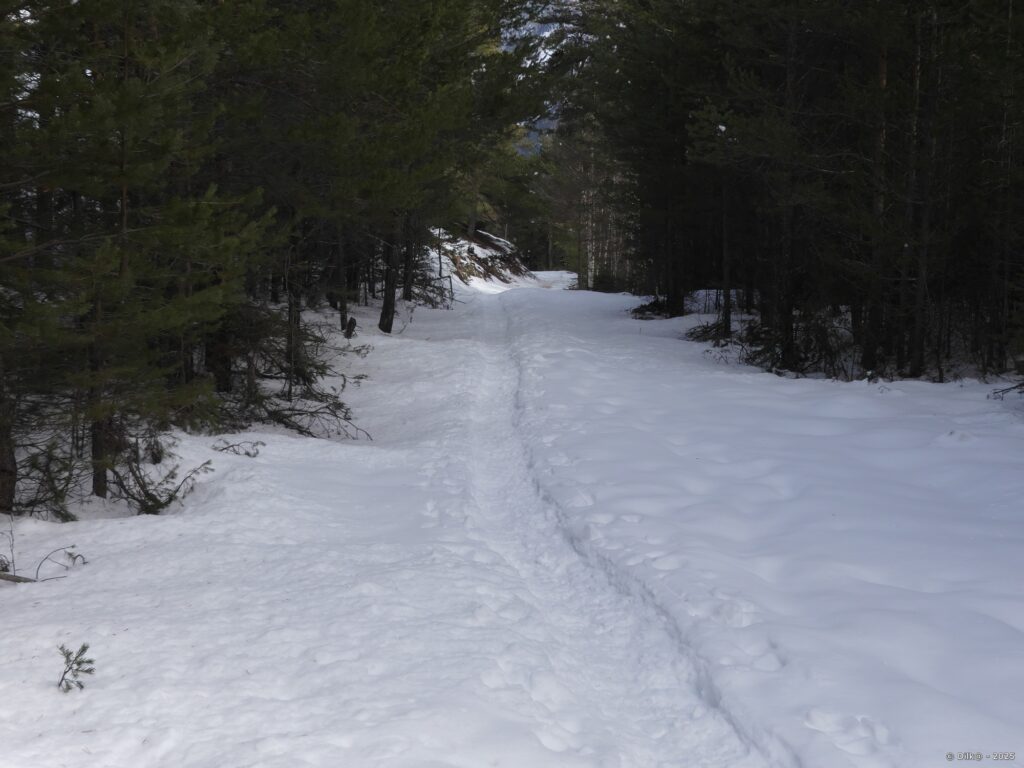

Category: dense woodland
[0, 0, 546, 518]
[544, 0, 1024, 381]
[1, 1, 1022, 521]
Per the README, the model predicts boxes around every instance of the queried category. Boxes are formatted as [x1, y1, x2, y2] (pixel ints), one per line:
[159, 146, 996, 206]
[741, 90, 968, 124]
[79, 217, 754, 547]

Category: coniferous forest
[0, 1, 545, 518]
[2, 1, 1022, 520]
[544, 1, 1024, 381]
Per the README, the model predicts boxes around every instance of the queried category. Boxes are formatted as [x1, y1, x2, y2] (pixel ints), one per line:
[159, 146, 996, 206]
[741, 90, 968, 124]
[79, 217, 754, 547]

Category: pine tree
[17, 0, 264, 501]
[547, 0, 1023, 379]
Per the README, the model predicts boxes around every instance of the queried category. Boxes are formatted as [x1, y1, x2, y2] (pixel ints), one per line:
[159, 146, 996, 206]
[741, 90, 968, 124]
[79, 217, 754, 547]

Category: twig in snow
[213, 439, 265, 458]
[34, 546, 86, 582]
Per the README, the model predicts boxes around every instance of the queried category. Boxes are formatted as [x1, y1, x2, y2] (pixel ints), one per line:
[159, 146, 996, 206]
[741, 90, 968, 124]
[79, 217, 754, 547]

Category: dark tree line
[5, 1, 1019, 518]
[0, 1, 544, 518]
[543, 0, 1023, 379]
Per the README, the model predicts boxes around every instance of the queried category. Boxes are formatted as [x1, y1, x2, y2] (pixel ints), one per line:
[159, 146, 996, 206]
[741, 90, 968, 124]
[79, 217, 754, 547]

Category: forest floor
[2, 267, 1023, 768]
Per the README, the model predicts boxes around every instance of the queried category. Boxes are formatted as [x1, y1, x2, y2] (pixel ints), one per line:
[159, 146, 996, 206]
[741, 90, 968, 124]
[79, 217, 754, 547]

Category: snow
[465, 269, 575, 294]
[2, 266, 1022, 768]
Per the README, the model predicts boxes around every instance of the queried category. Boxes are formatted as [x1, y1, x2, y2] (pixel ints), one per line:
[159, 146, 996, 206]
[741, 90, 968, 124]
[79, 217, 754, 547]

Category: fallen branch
[35, 546, 85, 581]
[213, 439, 265, 457]
[0, 572, 35, 584]
[991, 381, 1024, 399]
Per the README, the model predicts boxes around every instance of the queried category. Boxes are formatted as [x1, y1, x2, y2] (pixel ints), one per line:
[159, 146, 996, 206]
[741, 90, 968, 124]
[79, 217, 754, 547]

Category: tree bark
[378, 216, 403, 334]
[0, 573, 35, 584]
[336, 229, 348, 330]
[285, 249, 306, 398]
[0, 355, 16, 515]
[401, 216, 416, 303]
[720, 179, 732, 338]
[89, 298, 108, 499]
[909, 10, 939, 377]
[90, 415, 109, 499]
[861, 31, 889, 374]
[208, 322, 233, 394]
[898, 13, 922, 372]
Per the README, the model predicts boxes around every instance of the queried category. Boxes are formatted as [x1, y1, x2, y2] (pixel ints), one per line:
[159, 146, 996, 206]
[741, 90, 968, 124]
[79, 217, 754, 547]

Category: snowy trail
[446, 293, 774, 767]
[499, 287, 1024, 768]
[3, 272, 1023, 768]
[2, 283, 772, 767]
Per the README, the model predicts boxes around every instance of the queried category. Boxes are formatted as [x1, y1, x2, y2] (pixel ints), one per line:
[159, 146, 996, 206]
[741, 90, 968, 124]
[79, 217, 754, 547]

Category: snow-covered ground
[2, 268, 1022, 768]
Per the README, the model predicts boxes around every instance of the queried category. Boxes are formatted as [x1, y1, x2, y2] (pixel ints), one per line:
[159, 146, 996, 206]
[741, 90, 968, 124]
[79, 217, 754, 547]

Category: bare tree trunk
[779, 207, 796, 369]
[909, 10, 939, 377]
[90, 416, 109, 499]
[862, 36, 889, 373]
[576, 203, 586, 289]
[0, 356, 16, 515]
[547, 220, 554, 270]
[89, 298, 108, 499]
[284, 245, 305, 400]
[898, 13, 922, 372]
[378, 216, 403, 334]
[664, 200, 685, 314]
[208, 323, 233, 394]
[401, 216, 416, 303]
[996, 0, 1015, 370]
[466, 201, 478, 242]
[90, 12, 133, 498]
[776, 22, 799, 369]
[720, 180, 732, 338]
[269, 269, 281, 304]
[336, 230, 349, 330]
[367, 246, 377, 300]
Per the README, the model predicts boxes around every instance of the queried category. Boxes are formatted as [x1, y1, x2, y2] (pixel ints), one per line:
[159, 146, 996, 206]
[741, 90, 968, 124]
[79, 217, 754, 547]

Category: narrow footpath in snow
[2, 271, 1022, 768]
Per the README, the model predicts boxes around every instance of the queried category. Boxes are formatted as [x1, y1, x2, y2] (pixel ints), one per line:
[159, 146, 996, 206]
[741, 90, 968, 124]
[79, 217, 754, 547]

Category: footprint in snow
[805, 707, 894, 757]
[650, 554, 687, 571]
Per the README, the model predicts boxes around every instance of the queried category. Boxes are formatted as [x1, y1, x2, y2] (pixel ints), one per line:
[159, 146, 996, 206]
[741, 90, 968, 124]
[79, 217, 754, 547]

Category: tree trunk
[285, 251, 305, 399]
[90, 416, 109, 499]
[996, 0, 1016, 371]
[576, 202, 587, 290]
[898, 13, 923, 372]
[378, 217, 403, 333]
[208, 322, 233, 394]
[401, 217, 416, 303]
[862, 35, 889, 374]
[89, 296, 108, 499]
[270, 270, 281, 304]
[336, 230, 348, 330]
[909, 10, 939, 377]
[0, 356, 16, 515]
[547, 221, 554, 270]
[720, 180, 732, 338]
[779, 207, 796, 369]
[466, 202, 478, 242]
[777, 22, 798, 369]
[368, 244, 377, 300]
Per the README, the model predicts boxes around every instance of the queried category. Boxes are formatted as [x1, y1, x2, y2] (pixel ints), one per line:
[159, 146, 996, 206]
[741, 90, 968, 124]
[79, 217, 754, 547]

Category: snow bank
[504, 289, 1024, 768]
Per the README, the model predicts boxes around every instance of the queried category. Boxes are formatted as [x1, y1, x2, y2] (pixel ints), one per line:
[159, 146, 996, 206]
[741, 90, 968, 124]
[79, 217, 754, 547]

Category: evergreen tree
[3, 1, 265, 507]
[545, 0, 1023, 379]
[0, 0, 556, 517]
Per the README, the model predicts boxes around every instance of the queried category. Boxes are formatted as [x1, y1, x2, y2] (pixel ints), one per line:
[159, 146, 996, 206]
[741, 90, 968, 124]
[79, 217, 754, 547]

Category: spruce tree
[21, 0, 264, 500]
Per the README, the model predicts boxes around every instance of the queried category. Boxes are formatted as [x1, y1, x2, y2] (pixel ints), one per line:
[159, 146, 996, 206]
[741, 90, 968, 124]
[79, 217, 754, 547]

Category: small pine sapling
[57, 643, 95, 692]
